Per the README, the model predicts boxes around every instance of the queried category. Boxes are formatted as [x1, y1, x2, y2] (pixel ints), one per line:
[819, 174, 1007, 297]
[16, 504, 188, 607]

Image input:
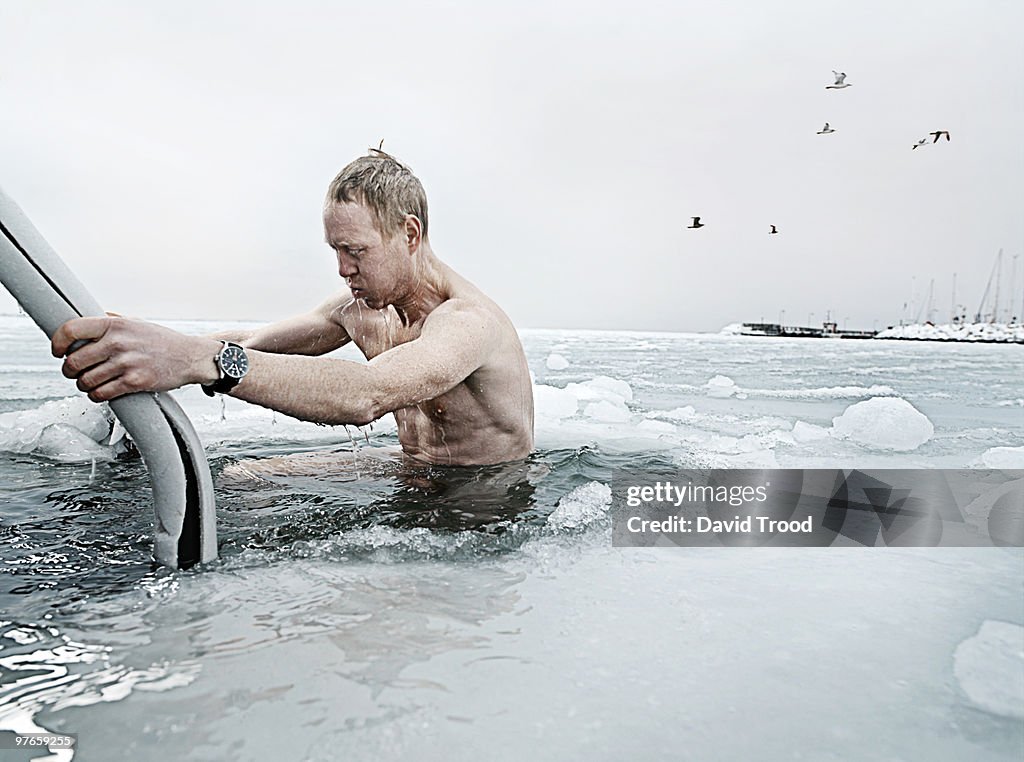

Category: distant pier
[739, 321, 876, 339]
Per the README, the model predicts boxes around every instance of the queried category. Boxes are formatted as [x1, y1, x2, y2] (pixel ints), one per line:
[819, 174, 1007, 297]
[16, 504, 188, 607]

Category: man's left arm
[232, 301, 498, 425]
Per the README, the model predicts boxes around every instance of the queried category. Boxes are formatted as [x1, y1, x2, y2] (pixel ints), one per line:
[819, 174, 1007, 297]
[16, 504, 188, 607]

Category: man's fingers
[76, 361, 123, 393]
[86, 376, 131, 403]
[61, 343, 111, 379]
[51, 317, 112, 358]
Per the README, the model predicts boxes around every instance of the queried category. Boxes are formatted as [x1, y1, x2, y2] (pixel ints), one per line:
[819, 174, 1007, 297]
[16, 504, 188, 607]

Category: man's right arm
[209, 293, 352, 355]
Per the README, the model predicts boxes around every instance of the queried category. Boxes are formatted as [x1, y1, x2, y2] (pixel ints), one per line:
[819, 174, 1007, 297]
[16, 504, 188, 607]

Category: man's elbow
[302, 394, 379, 428]
[349, 388, 415, 427]
[346, 393, 383, 428]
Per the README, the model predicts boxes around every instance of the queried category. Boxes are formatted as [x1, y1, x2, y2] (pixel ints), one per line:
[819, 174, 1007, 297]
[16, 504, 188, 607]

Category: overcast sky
[1, 0, 1022, 332]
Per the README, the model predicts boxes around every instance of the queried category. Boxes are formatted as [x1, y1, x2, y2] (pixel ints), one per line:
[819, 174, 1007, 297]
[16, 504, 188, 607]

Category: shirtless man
[51, 150, 534, 466]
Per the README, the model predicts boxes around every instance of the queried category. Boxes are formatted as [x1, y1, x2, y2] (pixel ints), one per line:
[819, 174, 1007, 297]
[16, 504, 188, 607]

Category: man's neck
[393, 245, 449, 327]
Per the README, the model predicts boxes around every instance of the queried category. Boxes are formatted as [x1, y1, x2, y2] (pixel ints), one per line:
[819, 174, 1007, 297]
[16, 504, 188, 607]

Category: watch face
[220, 345, 249, 379]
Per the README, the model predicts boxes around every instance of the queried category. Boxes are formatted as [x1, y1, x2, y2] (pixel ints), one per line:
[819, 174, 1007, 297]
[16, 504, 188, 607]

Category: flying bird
[817, 123, 835, 134]
[769, 225, 778, 235]
[912, 137, 928, 150]
[930, 130, 950, 142]
[687, 217, 704, 229]
[826, 71, 851, 89]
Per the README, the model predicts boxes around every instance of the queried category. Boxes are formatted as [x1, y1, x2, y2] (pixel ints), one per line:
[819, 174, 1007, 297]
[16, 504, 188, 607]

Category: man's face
[323, 201, 409, 310]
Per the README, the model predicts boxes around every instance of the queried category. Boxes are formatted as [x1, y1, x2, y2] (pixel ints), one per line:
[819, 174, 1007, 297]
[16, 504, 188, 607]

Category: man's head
[323, 149, 430, 310]
[325, 149, 428, 239]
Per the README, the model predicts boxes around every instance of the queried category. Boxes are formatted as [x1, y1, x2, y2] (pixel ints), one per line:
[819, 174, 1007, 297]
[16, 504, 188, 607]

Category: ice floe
[706, 375, 739, 398]
[953, 620, 1024, 719]
[545, 353, 570, 370]
[978, 446, 1024, 469]
[830, 397, 934, 451]
[0, 396, 122, 462]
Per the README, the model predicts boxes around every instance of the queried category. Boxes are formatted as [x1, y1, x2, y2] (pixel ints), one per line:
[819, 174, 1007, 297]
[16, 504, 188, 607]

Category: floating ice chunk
[980, 446, 1024, 469]
[583, 400, 631, 423]
[586, 376, 634, 403]
[830, 397, 934, 451]
[653, 406, 697, 421]
[545, 353, 570, 370]
[565, 376, 633, 406]
[547, 481, 612, 530]
[953, 620, 1024, 719]
[792, 421, 831, 443]
[0, 396, 118, 461]
[706, 375, 738, 398]
[534, 384, 579, 420]
[636, 419, 677, 435]
[35, 423, 114, 462]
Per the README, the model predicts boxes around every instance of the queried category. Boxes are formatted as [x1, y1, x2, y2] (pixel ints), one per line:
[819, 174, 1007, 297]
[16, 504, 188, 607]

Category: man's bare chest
[347, 309, 419, 360]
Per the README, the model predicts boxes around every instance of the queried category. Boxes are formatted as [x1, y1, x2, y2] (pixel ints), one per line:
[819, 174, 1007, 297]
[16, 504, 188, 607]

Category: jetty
[739, 321, 877, 339]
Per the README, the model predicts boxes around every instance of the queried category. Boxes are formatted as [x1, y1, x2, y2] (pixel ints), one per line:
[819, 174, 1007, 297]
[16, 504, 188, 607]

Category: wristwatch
[202, 341, 250, 397]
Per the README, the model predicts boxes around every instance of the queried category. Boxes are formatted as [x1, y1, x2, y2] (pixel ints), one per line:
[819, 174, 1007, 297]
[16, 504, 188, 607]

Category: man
[52, 150, 535, 466]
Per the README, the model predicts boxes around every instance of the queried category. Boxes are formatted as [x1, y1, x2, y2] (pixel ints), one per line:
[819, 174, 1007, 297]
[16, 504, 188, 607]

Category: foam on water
[546, 482, 612, 530]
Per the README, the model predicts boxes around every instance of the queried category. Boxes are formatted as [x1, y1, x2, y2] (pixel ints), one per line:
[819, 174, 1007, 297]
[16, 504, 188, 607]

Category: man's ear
[404, 214, 422, 254]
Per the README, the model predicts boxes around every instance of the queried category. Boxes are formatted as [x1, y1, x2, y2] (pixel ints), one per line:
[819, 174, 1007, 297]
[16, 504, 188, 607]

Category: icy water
[0, 315, 1022, 761]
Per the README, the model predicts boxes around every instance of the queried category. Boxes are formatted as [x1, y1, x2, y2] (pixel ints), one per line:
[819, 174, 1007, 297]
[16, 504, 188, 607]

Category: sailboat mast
[1009, 253, 1019, 323]
[993, 249, 1003, 322]
[951, 272, 957, 323]
[975, 250, 1000, 323]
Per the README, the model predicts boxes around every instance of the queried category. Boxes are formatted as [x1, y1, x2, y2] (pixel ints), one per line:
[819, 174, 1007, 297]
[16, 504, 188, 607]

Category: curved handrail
[0, 186, 216, 569]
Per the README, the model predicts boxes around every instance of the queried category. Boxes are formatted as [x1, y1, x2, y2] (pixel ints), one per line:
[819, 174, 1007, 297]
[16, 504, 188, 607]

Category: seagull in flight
[912, 137, 928, 150]
[769, 225, 779, 235]
[817, 122, 835, 134]
[930, 130, 950, 142]
[826, 71, 851, 89]
[687, 216, 704, 229]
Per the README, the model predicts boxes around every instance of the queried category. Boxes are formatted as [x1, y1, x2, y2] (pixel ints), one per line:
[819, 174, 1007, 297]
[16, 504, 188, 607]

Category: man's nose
[336, 254, 357, 278]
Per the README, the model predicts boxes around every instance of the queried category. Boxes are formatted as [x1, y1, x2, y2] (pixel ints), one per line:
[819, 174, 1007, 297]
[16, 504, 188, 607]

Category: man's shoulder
[426, 297, 500, 332]
[420, 299, 513, 364]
